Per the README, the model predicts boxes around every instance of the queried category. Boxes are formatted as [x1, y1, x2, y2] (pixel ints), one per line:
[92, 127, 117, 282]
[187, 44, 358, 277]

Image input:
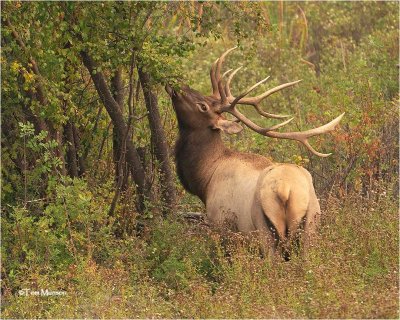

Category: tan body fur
[206, 153, 321, 256]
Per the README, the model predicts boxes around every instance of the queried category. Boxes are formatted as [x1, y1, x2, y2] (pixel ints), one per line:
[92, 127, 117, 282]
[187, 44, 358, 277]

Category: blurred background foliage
[1, 1, 398, 318]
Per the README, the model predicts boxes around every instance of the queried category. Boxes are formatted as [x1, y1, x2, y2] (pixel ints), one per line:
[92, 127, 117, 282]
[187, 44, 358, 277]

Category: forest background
[1, 1, 399, 318]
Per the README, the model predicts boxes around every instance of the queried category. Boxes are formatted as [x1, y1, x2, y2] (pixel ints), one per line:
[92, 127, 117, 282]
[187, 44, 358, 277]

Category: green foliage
[146, 220, 218, 290]
[2, 191, 398, 318]
[19, 122, 63, 174]
[2, 177, 112, 298]
[2, 1, 398, 318]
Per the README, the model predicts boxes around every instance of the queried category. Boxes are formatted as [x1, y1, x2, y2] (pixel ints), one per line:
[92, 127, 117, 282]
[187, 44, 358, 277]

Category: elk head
[166, 47, 344, 157]
[165, 84, 243, 135]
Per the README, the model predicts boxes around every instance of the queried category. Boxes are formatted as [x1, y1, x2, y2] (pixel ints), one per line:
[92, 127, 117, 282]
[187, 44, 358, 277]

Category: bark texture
[138, 68, 176, 213]
[111, 69, 129, 190]
[81, 51, 150, 212]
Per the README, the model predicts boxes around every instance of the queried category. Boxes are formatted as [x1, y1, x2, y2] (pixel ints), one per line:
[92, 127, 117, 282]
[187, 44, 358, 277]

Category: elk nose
[165, 84, 176, 97]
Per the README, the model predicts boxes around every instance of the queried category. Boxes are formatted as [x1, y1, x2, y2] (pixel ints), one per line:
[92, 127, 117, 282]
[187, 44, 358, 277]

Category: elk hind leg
[302, 188, 321, 257]
[284, 187, 310, 258]
[255, 192, 288, 259]
[251, 202, 284, 260]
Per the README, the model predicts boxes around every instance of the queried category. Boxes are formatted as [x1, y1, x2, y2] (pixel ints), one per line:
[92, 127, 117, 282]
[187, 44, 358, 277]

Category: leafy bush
[146, 219, 220, 290]
[1, 2, 398, 318]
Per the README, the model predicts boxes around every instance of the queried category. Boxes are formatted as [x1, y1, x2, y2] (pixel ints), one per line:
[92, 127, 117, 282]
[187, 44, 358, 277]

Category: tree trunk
[81, 51, 150, 212]
[138, 68, 176, 213]
[111, 69, 129, 191]
[71, 124, 86, 176]
[64, 121, 79, 178]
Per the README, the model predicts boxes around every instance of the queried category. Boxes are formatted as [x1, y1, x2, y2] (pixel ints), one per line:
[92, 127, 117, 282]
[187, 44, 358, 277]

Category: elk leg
[303, 188, 321, 258]
[251, 202, 281, 260]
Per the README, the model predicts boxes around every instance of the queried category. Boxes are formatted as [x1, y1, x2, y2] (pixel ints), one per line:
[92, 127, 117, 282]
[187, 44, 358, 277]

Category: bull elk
[166, 47, 344, 259]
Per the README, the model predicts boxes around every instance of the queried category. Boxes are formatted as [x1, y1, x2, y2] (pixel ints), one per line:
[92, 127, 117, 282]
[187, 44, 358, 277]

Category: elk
[166, 47, 344, 259]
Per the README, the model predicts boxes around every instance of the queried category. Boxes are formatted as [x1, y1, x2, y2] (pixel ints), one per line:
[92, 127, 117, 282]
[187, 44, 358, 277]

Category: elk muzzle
[165, 84, 176, 97]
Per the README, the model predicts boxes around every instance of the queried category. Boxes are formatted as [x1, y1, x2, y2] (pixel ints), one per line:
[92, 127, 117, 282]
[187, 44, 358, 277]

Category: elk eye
[196, 102, 209, 113]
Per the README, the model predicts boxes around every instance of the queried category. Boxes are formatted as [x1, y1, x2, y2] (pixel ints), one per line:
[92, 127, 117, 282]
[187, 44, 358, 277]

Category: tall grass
[3, 186, 398, 318]
[2, 2, 398, 318]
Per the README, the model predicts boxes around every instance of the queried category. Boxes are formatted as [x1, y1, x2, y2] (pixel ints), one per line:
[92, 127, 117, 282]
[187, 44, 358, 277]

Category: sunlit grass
[3, 188, 398, 318]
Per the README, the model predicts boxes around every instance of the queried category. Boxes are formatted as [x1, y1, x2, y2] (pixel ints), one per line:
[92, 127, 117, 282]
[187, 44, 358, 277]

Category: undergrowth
[2, 186, 398, 318]
[1, 2, 398, 319]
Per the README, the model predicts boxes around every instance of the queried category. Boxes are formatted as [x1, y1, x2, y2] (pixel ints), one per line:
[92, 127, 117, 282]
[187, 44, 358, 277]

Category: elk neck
[174, 127, 229, 203]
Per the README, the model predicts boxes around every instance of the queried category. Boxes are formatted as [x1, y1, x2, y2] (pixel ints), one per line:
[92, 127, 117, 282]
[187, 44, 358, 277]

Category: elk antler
[212, 48, 345, 157]
[210, 47, 292, 119]
[210, 47, 237, 97]
[225, 68, 299, 119]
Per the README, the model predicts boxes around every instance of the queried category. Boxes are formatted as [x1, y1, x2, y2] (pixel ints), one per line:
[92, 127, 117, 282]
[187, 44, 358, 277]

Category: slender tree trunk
[81, 106, 102, 165]
[111, 69, 129, 191]
[64, 121, 79, 178]
[81, 51, 150, 212]
[71, 124, 86, 176]
[138, 68, 176, 213]
[53, 127, 67, 176]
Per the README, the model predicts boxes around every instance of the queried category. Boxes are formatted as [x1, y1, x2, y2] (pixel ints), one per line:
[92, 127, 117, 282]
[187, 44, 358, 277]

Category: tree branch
[80, 50, 151, 212]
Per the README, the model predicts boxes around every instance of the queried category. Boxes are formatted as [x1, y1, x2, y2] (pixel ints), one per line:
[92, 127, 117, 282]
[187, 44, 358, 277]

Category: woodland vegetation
[1, 1, 399, 318]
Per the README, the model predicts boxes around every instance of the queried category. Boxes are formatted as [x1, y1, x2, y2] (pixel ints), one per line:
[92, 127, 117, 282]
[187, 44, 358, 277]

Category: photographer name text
[18, 288, 67, 297]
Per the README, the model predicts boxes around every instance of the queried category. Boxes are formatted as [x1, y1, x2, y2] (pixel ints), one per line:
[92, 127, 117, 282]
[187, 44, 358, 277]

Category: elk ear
[213, 118, 243, 135]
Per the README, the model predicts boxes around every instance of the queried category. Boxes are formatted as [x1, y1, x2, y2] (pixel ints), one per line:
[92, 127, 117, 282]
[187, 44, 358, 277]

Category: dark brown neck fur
[175, 128, 229, 202]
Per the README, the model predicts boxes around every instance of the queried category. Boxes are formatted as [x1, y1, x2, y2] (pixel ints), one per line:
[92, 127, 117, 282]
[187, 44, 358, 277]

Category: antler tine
[226, 106, 345, 157]
[217, 67, 238, 106]
[226, 76, 271, 110]
[215, 47, 237, 81]
[220, 76, 295, 131]
[217, 78, 228, 104]
[210, 47, 237, 97]
[267, 117, 295, 131]
[210, 58, 219, 96]
[253, 104, 291, 120]
[225, 66, 242, 98]
[222, 68, 233, 78]
[236, 80, 302, 106]
[224, 66, 293, 119]
[264, 112, 346, 157]
[244, 80, 302, 119]
[220, 74, 345, 157]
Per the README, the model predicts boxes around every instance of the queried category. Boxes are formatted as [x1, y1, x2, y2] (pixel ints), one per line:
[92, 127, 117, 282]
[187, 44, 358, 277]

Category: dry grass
[2, 187, 398, 319]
